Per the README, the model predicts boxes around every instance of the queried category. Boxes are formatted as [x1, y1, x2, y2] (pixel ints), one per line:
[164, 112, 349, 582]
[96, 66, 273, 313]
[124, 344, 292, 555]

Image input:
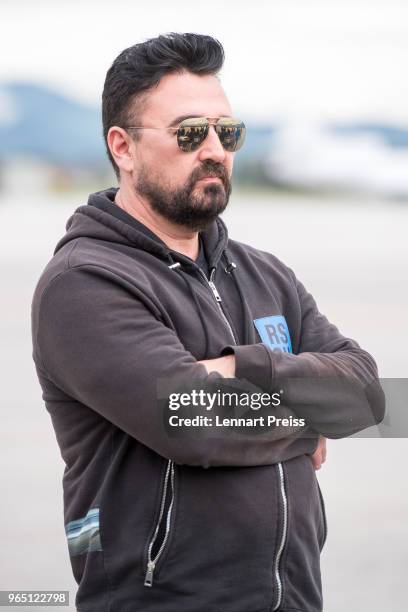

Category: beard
[134, 160, 232, 231]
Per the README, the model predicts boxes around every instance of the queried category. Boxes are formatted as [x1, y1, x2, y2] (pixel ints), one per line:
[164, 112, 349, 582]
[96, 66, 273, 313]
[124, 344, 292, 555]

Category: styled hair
[102, 32, 225, 178]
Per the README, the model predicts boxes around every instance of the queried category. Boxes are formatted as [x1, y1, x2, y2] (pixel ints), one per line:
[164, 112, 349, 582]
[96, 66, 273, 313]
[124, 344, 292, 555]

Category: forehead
[141, 70, 233, 124]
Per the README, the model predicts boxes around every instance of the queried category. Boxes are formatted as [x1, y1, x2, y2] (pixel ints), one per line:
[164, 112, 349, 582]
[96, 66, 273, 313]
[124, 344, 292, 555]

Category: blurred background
[1, 0, 407, 610]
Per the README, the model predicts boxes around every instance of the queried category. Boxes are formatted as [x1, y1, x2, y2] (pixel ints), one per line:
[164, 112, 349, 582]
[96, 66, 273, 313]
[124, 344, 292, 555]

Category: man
[31, 33, 384, 612]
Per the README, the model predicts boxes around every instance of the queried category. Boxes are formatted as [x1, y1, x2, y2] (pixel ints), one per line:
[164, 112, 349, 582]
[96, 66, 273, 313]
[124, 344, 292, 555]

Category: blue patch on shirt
[253, 315, 293, 353]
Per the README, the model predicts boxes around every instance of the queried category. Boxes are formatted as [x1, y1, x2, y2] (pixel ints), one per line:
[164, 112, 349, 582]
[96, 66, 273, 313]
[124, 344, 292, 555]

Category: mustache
[190, 162, 230, 188]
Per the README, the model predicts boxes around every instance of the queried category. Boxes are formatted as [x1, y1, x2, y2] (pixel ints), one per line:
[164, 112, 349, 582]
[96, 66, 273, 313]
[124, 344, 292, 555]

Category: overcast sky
[1, 0, 408, 124]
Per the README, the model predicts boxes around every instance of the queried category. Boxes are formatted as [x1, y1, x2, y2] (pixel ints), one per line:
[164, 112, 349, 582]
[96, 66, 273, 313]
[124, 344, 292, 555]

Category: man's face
[128, 71, 235, 231]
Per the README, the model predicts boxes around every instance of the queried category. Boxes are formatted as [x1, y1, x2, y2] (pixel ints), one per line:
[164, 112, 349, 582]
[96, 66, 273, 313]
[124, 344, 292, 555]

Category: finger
[311, 454, 322, 470]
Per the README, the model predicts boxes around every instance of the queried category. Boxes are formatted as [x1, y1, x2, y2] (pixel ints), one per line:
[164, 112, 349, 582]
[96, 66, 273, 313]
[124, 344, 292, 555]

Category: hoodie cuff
[220, 343, 274, 390]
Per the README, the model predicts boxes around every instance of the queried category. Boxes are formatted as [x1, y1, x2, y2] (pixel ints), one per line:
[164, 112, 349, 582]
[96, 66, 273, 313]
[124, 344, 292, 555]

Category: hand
[198, 355, 236, 377]
[310, 436, 327, 470]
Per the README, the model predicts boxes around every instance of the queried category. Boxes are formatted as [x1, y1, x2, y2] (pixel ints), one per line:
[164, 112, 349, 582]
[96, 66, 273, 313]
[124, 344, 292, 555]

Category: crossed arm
[35, 265, 384, 468]
[200, 354, 327, 470]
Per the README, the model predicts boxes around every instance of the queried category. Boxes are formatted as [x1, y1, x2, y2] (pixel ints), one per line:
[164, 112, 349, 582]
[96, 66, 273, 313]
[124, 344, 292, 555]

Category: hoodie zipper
[197, 268, 238, 345]
[273, 462, 288, 611]
[144, 265, 234, 588]
[144, 459, 175, 587]
[198, 266, 288, 609]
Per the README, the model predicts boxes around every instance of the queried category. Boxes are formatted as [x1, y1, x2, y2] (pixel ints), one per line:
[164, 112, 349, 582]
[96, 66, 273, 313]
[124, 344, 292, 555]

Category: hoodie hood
[53, 186, 254, 350]
[54, 186, 229, 270]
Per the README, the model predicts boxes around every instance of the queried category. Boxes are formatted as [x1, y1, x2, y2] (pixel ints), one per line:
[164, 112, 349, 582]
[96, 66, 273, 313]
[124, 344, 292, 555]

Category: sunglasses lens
[216, 118, 246, 152]
[177, 118, 209, 152]
[176, 117, 246, 152]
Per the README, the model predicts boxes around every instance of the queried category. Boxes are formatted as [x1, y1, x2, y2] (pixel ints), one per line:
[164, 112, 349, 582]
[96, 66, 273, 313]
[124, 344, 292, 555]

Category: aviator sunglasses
[124, 116, 246, 153]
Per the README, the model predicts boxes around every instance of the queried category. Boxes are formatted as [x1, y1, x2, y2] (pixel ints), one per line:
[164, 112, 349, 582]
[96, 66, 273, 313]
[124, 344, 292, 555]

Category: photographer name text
[168, 415, 306, 428]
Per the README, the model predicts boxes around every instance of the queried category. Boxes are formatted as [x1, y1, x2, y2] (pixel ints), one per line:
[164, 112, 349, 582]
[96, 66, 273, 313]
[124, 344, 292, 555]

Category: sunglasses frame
[124, 116, 246, 153]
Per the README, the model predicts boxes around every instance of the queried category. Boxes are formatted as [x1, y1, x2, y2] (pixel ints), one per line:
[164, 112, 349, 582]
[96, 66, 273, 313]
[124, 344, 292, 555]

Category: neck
[115, 183, 200, 261]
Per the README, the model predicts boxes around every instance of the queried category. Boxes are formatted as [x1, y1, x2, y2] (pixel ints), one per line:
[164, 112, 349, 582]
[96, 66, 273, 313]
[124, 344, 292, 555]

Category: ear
[107, 126, 135, 174]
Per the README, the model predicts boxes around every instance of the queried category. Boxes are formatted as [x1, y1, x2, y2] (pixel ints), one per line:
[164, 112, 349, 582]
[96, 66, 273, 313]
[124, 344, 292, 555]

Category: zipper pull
[144, 561, 156, 587]
[208, 280, 222, 302]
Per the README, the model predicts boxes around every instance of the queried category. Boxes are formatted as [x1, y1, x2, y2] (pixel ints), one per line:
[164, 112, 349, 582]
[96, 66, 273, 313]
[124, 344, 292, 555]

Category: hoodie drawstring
[167, 254, 210, 358]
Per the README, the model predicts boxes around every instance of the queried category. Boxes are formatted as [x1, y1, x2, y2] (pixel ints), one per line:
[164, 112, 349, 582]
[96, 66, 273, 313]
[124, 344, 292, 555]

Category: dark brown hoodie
[31, 187, 384, 612]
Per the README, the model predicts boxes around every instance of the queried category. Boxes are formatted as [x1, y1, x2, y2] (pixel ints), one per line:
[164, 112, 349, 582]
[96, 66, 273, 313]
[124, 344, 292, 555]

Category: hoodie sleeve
[34, 265, 316, 469]
[222, 276, 385, 438]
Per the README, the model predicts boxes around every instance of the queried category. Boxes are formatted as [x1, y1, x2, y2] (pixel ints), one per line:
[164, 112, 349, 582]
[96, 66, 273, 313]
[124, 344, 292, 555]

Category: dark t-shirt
[195, 236, 210, 279]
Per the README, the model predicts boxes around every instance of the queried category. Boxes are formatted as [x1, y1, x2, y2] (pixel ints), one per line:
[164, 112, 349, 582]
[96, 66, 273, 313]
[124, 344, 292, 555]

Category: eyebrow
[167, 114, 232, 128]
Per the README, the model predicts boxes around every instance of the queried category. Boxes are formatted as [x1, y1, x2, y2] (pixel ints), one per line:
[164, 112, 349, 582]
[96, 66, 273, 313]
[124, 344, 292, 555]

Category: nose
[197, 124, 227, 164]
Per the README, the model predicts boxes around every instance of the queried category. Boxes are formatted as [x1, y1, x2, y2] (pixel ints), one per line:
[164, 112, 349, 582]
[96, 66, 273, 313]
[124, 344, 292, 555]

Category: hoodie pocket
[279, 455, 325, 612]
[147, 463, 280, 611]
[143, 459, 176, 587]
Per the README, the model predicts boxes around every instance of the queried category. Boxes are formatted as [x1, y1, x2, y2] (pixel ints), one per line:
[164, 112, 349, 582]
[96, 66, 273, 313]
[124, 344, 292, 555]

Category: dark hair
[102, 32, 225, 179]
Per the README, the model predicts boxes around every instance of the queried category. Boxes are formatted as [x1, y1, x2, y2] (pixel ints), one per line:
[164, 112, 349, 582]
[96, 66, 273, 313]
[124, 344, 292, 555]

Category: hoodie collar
[54, 186, 229, 270]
